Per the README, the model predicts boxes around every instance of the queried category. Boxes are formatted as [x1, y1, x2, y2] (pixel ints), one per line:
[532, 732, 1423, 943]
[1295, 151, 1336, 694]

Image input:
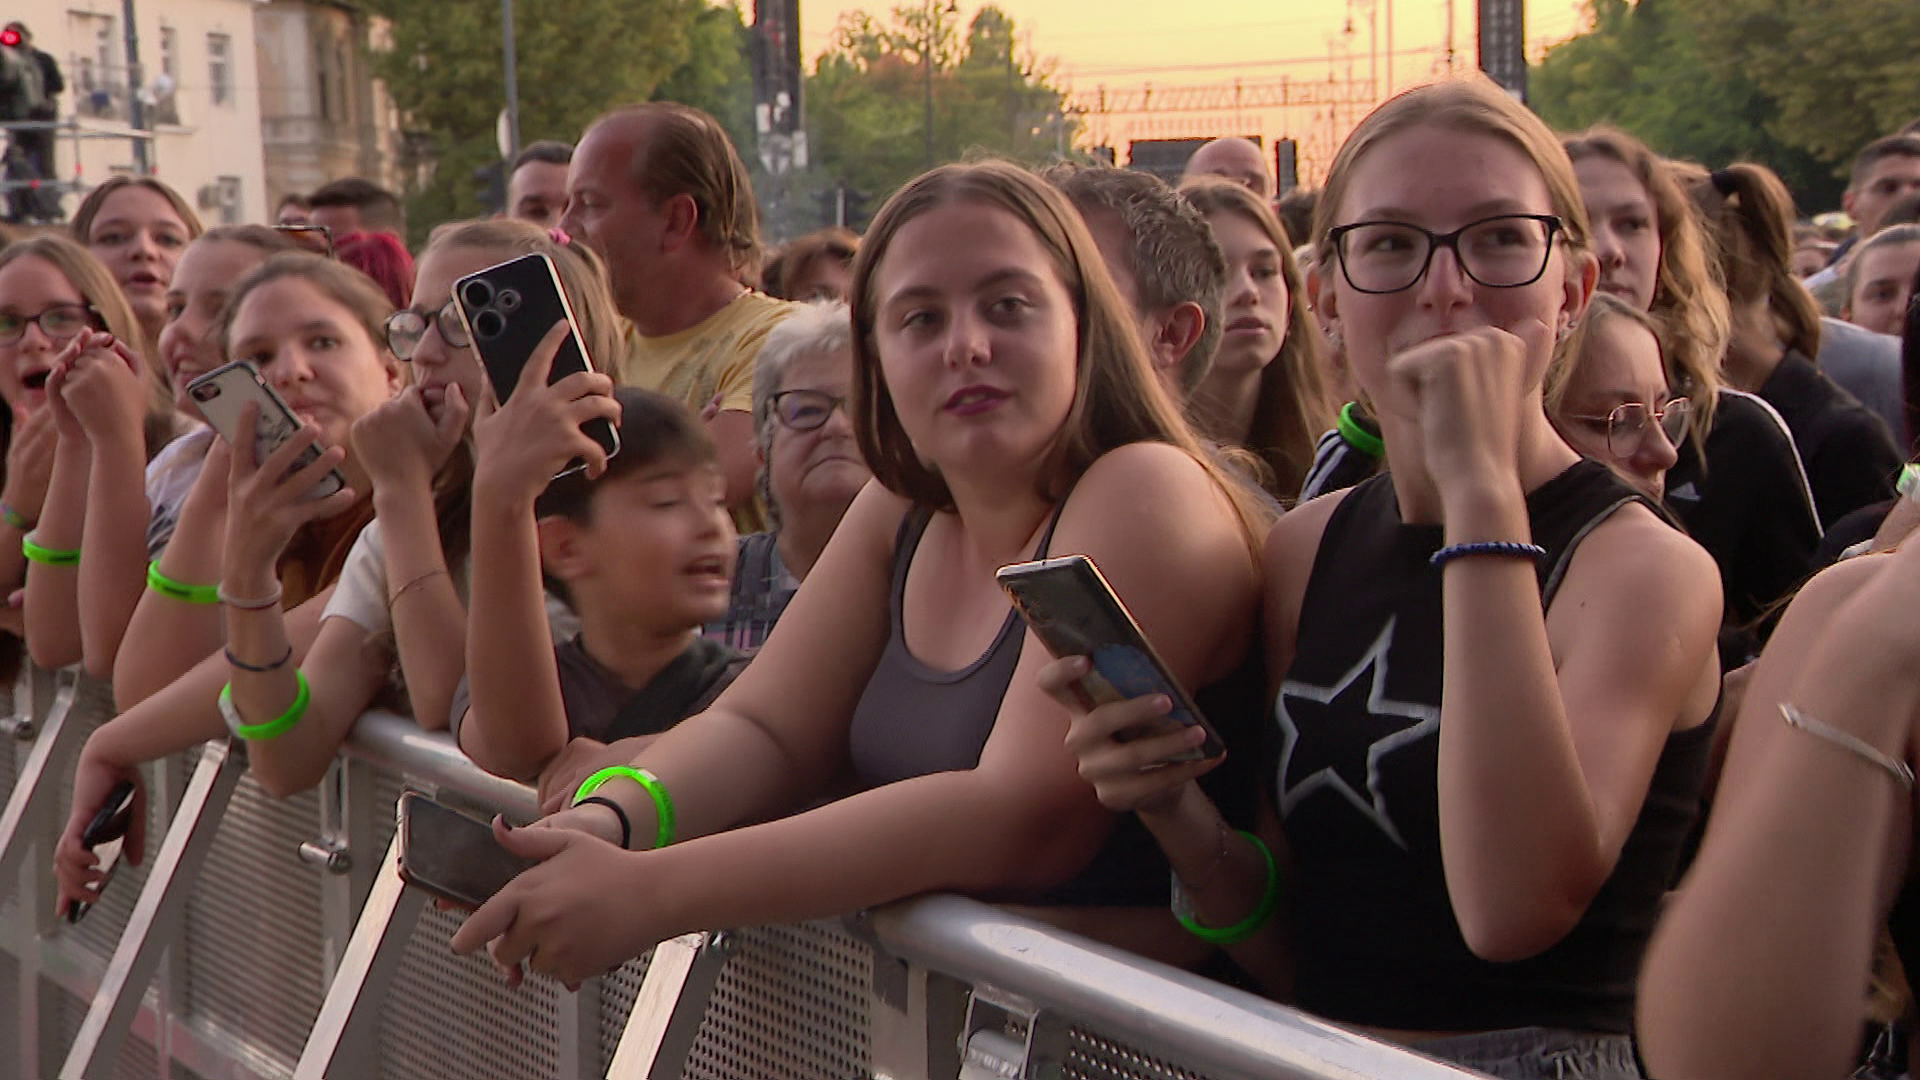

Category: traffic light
[473, 159, 506, 215]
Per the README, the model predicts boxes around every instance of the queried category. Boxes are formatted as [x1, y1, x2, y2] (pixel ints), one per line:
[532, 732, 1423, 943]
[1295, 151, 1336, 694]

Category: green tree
[1530, 0, 1863, 213]
[363, 0, 740, 244]
[800, 4, 1078, 228]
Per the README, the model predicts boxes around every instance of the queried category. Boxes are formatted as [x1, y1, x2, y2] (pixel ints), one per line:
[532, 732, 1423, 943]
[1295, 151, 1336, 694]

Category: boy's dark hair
[535, 387, 717, 522]
[308, 176, 404, 233]
[513, 140, 573, 172]
[1850, 135, 1920, 192]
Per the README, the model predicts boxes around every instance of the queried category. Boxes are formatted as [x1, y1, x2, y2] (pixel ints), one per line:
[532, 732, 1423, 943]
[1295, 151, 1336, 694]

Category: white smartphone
[186, 361, 347, 501]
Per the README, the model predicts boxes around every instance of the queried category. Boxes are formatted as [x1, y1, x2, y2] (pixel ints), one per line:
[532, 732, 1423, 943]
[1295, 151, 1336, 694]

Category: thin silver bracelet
[1780, 702, 1915, 793]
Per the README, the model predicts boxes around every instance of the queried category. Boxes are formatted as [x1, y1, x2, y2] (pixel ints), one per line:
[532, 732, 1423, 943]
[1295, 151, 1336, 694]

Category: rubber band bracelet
[147, 561, 220, 604]
[1429, 541, 1547, 569]
[218, 581, 284, 611]
[575, 796, 633, 850]
[1337, 402, 1385, 459]
[1173, 830, 1282, 945]
[573, 766, 675, 850]
[225, 643, 294, 673]
[0, 502, 33, 530]
[218, 669, 311, 741]
[21, 534, 79, 566]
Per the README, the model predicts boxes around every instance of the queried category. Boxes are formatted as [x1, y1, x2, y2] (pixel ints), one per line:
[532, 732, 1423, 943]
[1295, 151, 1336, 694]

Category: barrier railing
[0, 657, 1482, 1079]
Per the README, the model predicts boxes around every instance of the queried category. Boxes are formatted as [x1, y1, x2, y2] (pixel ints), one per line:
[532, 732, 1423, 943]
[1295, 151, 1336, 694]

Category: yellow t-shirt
[616, 291, 796, 533]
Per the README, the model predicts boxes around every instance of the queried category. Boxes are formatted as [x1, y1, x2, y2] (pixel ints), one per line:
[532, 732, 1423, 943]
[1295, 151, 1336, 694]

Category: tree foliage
[1531, 0, 1917, 214]
[362, 0, 749, 244]
[801, 5, 1079, 221]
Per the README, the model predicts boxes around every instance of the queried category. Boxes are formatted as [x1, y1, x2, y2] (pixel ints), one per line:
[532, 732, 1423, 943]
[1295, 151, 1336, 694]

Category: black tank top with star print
[1277, 459, 1715, 1034]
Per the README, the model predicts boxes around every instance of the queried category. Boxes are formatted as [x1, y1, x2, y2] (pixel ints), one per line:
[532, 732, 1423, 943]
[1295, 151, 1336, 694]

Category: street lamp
[924, 0, 959, 169]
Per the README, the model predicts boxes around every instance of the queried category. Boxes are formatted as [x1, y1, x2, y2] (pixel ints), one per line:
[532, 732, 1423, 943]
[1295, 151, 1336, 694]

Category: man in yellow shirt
[563, 102, 795, 533]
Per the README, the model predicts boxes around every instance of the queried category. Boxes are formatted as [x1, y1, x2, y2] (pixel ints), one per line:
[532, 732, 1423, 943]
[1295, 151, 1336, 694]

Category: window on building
[153, 26, 180, 125]
[67, 12, 123, 121]
[207, 33, 232, 106]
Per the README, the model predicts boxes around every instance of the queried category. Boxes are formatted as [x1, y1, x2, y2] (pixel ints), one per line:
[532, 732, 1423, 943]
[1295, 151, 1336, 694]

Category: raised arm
[1639, 550, 1917, 1080]
[451, 443, 1265, 985]
[21, 355, 89, 669]
[0, 404, 61, 607]
[115, 440, 231, 707]
[460, 329, 619, 778]
[65, 334, 163, 678]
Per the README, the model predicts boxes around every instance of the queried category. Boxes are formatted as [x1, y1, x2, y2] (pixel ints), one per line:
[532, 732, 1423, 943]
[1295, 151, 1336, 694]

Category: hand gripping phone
[451, 252, 621, 474]
[186, 361, 348, 501]
[66, 780, 137, 923]
[394, 792, 539, 910]
[996, 554, 1225, 763]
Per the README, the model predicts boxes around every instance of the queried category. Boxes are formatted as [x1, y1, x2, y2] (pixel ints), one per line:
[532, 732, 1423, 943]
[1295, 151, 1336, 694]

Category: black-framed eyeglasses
[274, 223, 335, 260]
[1328, 213, 1564, 294]
[769, 389, 849, 432]
[384, 301, 470, 360]
[1566, 397, 1691, 458]
[0, 303, 100, 346]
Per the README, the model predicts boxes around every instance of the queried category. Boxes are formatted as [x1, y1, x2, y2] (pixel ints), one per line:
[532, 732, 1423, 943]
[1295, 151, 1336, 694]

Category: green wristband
[21, 534, 79, 566]
[1174, 830, 1282, 945]
[573, 766, 675, 850]
[220, 669, 311, 740]
[147, 561, 220, 604]
[1337, 402, 1385, 460]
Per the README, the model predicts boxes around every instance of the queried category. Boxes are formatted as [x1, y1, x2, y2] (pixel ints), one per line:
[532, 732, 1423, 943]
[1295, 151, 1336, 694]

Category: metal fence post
[58, 739, 247, 1079]
[294, 831, 428, 1080]
[604, 932, 729, 1080]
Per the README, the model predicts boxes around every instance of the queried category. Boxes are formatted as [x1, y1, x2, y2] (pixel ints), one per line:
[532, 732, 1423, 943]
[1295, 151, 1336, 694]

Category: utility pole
[923, 2, 936, 168]
[501, 0, 521, 162]
[121, 0, 148, 172]
[1383, 0, 1393, 97]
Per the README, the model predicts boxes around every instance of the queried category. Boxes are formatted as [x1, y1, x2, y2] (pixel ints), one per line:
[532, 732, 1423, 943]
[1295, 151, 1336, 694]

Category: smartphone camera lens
[495, 288, 521, 313]
[460, 279, 495, 309]
[473, 310, 507, 340]
[190, 383, 218, 402]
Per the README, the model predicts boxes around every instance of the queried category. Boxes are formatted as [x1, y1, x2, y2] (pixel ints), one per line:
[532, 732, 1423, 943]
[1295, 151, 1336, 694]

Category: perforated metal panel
[1064, 1025, 1226, 1080]
[180, 777, 328, 1072]
[376, 902, 564, 1080]
[681, 921, 873, 1080]
[49, 985, 165, 1080]
[0, 949, 18, 1070]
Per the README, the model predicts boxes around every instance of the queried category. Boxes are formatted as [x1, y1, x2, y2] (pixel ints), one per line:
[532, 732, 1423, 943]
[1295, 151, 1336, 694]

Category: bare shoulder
[1565, 502, 1721, 609]
[1054, 441, 1259, 561]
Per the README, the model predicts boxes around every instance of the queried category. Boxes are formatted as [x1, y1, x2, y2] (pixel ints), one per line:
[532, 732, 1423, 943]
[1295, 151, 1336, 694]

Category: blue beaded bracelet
[1429, 541, 1547, 569]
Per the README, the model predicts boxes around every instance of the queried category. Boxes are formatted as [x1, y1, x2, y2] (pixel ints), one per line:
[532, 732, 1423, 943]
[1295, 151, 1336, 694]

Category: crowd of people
[2, 80, 1919, 1080]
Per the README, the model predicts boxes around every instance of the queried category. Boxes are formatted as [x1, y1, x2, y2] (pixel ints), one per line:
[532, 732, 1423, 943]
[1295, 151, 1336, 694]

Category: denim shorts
[1410, 1027, 1643, 1080]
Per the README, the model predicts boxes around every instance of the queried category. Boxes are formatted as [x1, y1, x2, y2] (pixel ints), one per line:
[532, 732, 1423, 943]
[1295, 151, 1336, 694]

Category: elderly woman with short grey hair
[706, 301, 871, 650]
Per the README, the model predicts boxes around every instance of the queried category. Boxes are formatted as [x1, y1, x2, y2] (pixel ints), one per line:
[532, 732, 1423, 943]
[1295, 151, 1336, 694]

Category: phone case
[997, 554, 1225, 762]
[394, 793, 538, 911]
[186, 361, 347, 501]
[450, 253, 620, 468]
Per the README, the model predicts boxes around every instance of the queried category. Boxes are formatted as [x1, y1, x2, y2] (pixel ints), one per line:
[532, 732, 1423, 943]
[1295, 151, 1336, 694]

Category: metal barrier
[0, 659, 1482, 1079]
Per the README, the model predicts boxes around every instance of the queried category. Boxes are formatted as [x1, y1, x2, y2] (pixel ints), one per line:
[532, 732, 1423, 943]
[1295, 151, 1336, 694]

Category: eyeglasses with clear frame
[1565, 397, 1692, 458]
[384, 301, 471, 361]
[769, 389, 849, 432]
[1327, 213, 1565, 294]
[0, 304, 100, 346]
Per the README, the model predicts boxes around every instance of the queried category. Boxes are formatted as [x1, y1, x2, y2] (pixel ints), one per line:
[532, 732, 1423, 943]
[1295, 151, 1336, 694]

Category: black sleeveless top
[1277, 460, 1715, 1033]
[848, 505, 1269, 906]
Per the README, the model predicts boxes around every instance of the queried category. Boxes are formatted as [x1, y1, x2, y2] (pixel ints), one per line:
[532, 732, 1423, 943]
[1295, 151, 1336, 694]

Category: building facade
[254, 0, 403, 213]
[38, 0, 270, 223]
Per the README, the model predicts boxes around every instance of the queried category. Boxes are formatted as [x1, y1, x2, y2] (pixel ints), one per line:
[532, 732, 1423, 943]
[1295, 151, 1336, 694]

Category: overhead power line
[1067, 78, 1378, 116]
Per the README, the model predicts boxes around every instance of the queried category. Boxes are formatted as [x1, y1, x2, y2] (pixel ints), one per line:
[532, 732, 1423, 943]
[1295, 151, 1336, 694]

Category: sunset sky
[796, 0, 1593, 179]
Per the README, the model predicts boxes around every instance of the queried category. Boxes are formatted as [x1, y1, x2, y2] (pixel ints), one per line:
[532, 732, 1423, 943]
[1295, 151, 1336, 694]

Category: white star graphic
[1274, 617, 1439, 849]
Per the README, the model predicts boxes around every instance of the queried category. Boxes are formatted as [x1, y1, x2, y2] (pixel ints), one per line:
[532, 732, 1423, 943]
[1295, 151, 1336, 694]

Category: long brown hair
[1563, 126, 1726, 439]
[847, 160, 1274, 545]
[1689, 163, 1823, 362]
[1180, 177, 1337, 499]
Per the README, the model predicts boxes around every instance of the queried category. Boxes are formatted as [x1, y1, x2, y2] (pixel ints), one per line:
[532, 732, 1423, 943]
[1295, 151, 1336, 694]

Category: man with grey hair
[1183, 137, 1275, 202]
[1043, 163, 1228, 397]
[705, 302, 870, 651]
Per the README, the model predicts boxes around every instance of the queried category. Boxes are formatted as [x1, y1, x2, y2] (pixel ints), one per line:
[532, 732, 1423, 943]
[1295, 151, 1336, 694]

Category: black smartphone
[451, 252, 620, 475]
[394, 792, 539, 911]
[66, 780, 137, 923]
[996, 554, 1226, 763]
[186, 361, 348, 501]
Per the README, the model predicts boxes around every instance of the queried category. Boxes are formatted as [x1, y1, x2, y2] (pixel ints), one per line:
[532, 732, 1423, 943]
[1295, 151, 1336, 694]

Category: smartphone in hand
[997, 554, 1226, 763]
[187, 361, 348, 501]
[451, 253, 621, 476]
[66, 780, 137, 924]
[394, 793, 539, 911]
